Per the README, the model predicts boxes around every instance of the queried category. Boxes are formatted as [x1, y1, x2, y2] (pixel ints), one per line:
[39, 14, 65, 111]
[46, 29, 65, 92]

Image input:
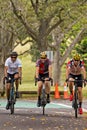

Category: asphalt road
[0, 98, 87, 130]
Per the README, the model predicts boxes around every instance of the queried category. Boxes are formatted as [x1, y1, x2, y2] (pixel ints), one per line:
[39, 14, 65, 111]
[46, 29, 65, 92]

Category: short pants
[68, 73, 83, 87]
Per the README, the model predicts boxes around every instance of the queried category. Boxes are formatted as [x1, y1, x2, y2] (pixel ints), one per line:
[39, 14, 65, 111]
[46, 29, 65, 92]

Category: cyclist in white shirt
[4, 51, 22, 110]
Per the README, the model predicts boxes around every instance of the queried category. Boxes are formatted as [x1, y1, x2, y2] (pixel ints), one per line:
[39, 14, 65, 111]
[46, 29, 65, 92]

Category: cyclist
[66, 54, 86, 114]
[35, 52, 52, 107]
[4, 51, 22, 110]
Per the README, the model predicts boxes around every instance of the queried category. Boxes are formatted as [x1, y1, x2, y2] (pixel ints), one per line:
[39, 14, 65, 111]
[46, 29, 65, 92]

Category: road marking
[51, 102, 87, 113]
[51, 102, 72, 108]
[0, 99, 87, 113]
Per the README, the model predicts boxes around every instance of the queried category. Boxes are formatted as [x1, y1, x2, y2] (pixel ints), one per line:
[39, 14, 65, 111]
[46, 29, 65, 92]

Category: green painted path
[0, 99, 71, 109]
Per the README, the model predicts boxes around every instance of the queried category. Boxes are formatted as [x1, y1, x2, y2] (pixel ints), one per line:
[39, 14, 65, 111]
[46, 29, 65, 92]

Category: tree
[9, 0, 87, 84]
[75, 36, 87, 71]
[0, 0, 31, 88]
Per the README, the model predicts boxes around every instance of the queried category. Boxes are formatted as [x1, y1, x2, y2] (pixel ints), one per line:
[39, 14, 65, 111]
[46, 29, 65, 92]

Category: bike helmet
[10, 51, 18, 57]
[73, 54, 81, 61]
[40, 52, 47, 59]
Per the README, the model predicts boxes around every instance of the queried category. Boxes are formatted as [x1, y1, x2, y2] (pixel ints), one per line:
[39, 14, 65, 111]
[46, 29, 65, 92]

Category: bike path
[0, 99, 71, 109]
[0, 99, 87, 113]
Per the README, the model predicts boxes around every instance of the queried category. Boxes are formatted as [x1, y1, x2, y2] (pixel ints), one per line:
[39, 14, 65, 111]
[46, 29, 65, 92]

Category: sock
[38, 96, 41, 100]
[70, 91, 73, 95]
[79, 102, 82, 108]
[47, 94, 50, 99]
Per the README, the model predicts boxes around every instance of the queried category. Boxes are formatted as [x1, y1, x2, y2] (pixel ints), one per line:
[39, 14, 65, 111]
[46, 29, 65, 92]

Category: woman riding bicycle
[66, 53, 86, 114]
[4, 51, 22, 110]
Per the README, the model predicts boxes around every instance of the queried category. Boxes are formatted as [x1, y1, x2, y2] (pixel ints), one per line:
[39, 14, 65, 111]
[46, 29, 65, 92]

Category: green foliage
[29, 43, 40, 62]
[75, 37, 87, 71]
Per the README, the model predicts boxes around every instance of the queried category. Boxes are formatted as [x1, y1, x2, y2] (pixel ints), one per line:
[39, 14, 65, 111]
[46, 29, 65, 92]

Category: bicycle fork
[41, 84, 47, 106]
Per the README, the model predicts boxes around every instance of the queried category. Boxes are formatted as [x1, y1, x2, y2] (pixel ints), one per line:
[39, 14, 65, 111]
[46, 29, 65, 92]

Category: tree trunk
[53, 51, 61, 85]
[0, 64, 4, 90]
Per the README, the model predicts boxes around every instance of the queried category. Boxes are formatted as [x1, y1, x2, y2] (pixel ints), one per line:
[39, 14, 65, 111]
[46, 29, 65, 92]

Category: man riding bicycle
[35, 52, 52, 107]
[4, 51, 22, 110]
[66, 54, 86, 114]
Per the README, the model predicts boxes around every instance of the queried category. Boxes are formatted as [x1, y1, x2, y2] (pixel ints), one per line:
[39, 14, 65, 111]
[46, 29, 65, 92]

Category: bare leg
[78, 87, 83, 108]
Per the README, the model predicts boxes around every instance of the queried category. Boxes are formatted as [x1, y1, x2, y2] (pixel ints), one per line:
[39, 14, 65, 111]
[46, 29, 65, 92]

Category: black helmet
[10, 51, 18, 57]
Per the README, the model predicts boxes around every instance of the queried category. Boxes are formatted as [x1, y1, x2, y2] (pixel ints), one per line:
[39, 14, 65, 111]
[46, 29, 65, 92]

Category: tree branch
[30, 0, 39, 16]
[10, 0, 37, 41]
[60, 28, 85, 66]
[16, 39, 33, 46]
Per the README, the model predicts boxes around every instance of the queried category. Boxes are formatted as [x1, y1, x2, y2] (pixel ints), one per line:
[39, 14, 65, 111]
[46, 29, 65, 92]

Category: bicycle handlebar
[35, 78, 53, 86]
[3, 77, 21, 85]
[66, 79, 87, 82]
[66, 79, 87, 87]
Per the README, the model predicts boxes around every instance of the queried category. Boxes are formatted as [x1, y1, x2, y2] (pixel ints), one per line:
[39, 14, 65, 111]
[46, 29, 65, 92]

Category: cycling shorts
[38, 73, 49, 81]
[68, 73, 83, 87]
[7, 72, 19, 83]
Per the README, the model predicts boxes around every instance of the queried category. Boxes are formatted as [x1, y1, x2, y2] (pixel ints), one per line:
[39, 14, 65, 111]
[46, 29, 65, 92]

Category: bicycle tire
[43, 106, 45, 115]
[41, 87, 47, 115]
[74, 90, 78, 118]
[10, 101, 14, 114]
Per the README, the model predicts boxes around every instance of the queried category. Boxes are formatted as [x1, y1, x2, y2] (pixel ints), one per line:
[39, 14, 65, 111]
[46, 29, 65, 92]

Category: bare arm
[18, 67, 22, 78]
[66, 67, 70, 79]
[81, 67, 86, 79]
[49, 65, 52, 78]
[4, 66, 8, 77]
[36, 67, 39, 78]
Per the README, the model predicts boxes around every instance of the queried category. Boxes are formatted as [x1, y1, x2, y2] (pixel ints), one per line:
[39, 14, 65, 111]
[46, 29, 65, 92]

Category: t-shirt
[5, 57, 22, 74]
[36, 59, 51, 74]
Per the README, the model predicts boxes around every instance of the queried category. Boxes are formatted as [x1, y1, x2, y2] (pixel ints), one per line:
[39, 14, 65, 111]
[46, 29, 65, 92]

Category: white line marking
[51, 102, 72, 108]
[51, 102, 87, 113]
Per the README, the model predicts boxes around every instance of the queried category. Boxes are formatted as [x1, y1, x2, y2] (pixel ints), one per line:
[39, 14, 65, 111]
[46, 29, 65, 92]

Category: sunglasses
[41, 58, 46, 59]
[74, 60, 79, 61]
[11, 57, 17, 59]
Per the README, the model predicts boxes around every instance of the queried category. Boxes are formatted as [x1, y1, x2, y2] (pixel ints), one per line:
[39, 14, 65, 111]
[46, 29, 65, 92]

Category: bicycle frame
[41, 82, 47, 115]
[68, 78, 85, 118]
[9, 78, 16, 114]
[73, 80, 78, 118]
[40, 78, 53, 115]
[5, 77, 20, 114]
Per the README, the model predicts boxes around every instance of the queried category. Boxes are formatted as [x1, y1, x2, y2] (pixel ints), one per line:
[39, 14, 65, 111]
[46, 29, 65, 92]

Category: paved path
[0, 99, 87, 130]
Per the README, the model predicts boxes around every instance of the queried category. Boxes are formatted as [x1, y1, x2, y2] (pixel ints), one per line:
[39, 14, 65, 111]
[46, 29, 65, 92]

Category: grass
[19, 54, 35, 82]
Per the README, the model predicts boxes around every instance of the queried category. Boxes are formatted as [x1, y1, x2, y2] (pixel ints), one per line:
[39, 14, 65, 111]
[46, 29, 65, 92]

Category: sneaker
[47, 97, 50, 103]
[37, 99, 41, 107]
[15, 91, 19, 98]
[69, 94, 73, 101]
[6, 101, 10, 110]
[78, 107, 83, 114]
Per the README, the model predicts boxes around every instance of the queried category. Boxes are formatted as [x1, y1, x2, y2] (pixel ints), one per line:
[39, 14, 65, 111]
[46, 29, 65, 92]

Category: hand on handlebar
[65, 78, 68, 82]
[84, 79, 86, 87]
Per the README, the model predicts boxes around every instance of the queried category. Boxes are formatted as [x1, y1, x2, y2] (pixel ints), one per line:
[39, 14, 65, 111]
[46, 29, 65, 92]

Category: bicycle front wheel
[10, 102, 14, 114]
[43, 106, 45, 115]
[74, 91, 78, 118]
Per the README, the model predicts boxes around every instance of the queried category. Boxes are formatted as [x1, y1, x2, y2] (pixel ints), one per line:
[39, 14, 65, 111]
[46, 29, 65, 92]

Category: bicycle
[5, 77, 21, 114]
[40, 78, 53, 115]
[67, 77, 85, 118]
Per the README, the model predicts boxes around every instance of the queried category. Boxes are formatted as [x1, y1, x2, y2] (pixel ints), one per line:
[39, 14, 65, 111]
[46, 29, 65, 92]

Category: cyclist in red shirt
[35, 52, 52, 107]
[66, 54, 86, 114]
